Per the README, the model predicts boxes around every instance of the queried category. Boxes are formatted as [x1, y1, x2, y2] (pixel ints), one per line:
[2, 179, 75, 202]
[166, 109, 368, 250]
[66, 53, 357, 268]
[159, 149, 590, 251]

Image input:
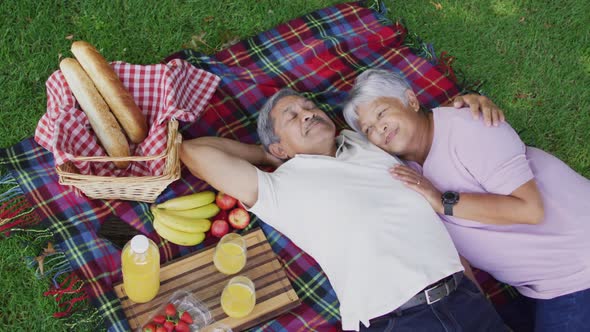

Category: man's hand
[452, 94, 505, 127]
[260, 146, 284, 168]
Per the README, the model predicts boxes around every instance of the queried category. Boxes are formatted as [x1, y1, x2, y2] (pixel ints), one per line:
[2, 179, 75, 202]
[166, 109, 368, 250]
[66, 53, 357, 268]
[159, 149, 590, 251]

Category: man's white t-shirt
[249, 130, 463, 331]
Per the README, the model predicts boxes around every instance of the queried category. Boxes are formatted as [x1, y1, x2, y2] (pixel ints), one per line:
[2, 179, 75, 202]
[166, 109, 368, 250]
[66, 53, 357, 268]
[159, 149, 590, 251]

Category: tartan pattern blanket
[0, 1, 522, 331]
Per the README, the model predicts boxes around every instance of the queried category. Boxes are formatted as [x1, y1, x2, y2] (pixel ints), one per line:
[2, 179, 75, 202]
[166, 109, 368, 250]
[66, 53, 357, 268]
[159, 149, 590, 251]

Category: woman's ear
[269, 143, 289, 160]
[405, 90, 420, 112]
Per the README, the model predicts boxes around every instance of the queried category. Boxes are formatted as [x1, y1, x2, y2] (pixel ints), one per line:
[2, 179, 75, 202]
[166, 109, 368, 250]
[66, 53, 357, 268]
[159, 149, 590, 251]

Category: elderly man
[180, 90, 506, 331]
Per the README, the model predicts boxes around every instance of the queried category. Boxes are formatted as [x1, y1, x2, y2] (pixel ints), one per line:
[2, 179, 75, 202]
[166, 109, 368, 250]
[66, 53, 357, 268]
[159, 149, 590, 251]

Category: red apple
[228, 208, 250, 230]
[213, 209, 228, 222]
[215, 192, 237, 210]
[236, 200, 247, 210]
[211, 219, 230, 238]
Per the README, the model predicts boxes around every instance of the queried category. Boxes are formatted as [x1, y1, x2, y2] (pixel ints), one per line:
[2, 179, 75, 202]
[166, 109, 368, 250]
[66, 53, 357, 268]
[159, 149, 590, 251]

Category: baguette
[71, 41, 148, 143]
[59, 58, 130, 169]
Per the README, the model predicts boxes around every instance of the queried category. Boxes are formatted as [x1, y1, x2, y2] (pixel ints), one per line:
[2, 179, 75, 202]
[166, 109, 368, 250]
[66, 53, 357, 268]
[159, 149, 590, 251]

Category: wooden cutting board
[114, 228, 300, 331]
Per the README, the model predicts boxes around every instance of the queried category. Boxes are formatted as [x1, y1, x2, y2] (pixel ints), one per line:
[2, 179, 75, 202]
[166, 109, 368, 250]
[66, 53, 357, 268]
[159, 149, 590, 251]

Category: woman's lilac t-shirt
[418, 107, 590, 299]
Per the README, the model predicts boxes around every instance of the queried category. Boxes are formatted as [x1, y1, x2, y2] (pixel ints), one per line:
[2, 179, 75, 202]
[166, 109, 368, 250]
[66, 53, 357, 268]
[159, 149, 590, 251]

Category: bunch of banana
[151, 191, 220, 246]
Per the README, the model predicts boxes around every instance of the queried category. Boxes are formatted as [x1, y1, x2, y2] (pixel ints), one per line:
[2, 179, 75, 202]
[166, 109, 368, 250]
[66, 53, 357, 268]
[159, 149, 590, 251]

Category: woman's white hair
[342, 69, 412, 133]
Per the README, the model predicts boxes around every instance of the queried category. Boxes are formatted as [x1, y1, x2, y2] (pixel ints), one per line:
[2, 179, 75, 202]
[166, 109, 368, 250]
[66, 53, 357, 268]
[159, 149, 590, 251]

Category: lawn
[1, 0, 588, 330]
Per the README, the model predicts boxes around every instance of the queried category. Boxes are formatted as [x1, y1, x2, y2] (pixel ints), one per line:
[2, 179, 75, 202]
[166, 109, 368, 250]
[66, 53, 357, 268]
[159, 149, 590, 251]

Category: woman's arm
[391, 165, 545, 225]
[460, 256, 484, 293]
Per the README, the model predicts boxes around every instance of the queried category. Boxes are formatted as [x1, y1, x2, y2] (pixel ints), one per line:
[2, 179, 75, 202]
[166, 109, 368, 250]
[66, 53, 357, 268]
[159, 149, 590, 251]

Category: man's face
[356, 95, 421, 156]
[269, 95, 336, 158]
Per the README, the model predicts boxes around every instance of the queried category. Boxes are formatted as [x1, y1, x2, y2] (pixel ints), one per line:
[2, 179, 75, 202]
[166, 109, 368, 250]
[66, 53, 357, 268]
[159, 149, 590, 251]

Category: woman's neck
[402, 111, 434, 165]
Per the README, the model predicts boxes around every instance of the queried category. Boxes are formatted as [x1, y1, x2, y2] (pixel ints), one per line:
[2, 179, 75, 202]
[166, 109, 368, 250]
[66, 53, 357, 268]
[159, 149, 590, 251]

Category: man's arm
[443, 94, 505, 127]
[180, 137, 279, 207]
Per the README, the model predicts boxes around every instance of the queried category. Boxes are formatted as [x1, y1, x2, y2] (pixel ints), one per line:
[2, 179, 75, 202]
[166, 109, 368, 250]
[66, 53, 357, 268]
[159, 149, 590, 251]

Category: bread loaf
[71, 41, 148, 143]
[59, 58, 130, 169]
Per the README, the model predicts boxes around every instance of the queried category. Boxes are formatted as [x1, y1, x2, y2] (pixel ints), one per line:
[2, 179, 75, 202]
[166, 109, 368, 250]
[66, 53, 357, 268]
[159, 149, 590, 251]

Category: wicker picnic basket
[56, 119, 182, 203]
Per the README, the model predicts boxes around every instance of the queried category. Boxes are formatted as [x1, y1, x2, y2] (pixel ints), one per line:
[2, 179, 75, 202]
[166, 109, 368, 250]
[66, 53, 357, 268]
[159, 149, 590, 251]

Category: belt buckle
[424, 281, 450, 305]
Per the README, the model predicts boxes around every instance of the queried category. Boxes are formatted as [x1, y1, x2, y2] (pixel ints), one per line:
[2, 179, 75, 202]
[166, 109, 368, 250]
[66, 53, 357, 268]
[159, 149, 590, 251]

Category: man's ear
[405, 90, 420, 112]
[268, 143, 289, 160]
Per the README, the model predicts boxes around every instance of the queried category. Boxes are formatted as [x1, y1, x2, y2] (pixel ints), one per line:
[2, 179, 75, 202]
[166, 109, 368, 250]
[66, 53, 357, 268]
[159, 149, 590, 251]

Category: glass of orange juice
[213, 233, 247, 275]
[221, 276, 256, 318]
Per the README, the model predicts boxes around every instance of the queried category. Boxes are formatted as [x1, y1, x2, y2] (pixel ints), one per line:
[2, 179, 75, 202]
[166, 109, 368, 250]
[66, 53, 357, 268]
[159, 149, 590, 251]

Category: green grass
[0, 0, 588, 330]
[391, 0, 590, 175]
[0, 232, 72, 331]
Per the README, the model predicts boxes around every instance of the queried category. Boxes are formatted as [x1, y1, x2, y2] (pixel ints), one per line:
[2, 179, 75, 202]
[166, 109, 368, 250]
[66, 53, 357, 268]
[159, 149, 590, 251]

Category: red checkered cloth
[34, 59, 220, 177]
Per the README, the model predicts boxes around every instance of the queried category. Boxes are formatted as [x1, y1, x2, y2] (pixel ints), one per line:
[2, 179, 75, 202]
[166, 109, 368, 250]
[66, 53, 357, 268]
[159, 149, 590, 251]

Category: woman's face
[355, 95, 422, 156]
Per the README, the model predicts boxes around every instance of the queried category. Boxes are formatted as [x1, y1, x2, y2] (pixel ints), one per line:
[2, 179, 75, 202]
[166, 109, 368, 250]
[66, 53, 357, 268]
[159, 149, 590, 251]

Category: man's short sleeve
[454, 118, 534, 195]
[246, 168, 278, 223]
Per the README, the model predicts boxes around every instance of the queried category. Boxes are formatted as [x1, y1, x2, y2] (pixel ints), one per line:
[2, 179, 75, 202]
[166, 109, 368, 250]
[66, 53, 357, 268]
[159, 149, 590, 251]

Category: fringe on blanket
[10, 227, 103, 329]
[0, 172, 41, 234]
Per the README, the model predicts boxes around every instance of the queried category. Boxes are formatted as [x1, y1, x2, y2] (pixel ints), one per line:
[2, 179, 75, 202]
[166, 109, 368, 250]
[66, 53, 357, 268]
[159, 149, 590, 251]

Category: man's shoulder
[339, 129, 366, 140]
[338, 129, 374, 149]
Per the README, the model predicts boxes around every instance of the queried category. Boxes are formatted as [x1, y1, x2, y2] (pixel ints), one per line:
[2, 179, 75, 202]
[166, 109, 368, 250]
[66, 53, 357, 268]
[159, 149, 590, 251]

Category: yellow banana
[153, 217, 205, 246]
[152, 208, 211, 233]
[158, 203, 220, 219]
[156, 191, 215, 210]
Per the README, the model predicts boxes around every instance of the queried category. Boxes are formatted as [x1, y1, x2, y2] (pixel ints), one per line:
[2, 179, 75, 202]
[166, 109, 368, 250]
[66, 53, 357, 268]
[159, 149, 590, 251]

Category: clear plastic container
[122, 235, 160, 303]
[139, 290, 212, 332]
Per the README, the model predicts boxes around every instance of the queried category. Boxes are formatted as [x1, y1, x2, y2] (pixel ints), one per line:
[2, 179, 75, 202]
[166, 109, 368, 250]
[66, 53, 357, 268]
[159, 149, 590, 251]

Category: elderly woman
[342, 69, 590, 332]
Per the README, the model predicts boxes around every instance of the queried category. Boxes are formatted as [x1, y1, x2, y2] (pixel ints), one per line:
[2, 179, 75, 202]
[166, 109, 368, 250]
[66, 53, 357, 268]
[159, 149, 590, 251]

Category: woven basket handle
[70, 153, 167, 162]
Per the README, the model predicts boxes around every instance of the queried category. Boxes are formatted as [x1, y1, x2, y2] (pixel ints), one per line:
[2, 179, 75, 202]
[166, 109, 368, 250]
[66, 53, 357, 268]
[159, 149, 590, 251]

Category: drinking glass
[213, 233, 247, 275]
[220, 276, 256, 318]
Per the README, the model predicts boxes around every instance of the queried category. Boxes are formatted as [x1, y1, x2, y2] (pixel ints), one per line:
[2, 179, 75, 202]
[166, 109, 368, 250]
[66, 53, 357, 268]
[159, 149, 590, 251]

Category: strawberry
[180, 311, 193, 324]
[164, 303, 176, 317]
[156, 327, 167, 332]
[175, 321, 190, 332]
[163, 320, 175, 332]
[143, 323, 157, 332]
[153, 314, 166, 325]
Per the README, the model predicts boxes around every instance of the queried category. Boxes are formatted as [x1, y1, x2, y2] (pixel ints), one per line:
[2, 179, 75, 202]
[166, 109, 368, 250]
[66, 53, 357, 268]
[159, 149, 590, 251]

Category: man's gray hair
[342, 69, 412, 133]
[257, 88, 301, 151]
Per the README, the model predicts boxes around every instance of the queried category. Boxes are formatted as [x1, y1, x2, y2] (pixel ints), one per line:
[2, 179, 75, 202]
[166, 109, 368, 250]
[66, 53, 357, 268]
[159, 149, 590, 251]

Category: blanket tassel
[44, 272, 89, 318]
[18, 232, 101, 328]
[0, 173, 40, 234]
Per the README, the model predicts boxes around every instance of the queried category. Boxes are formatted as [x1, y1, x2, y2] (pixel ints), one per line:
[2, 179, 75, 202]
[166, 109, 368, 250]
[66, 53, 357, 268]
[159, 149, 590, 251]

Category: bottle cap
[130, 235, 149, 254]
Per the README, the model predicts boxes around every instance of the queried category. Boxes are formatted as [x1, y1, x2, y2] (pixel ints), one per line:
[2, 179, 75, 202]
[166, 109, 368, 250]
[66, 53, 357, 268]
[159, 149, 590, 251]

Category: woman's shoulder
[432, 106, 517, 136]
[432, 106, 481, 125]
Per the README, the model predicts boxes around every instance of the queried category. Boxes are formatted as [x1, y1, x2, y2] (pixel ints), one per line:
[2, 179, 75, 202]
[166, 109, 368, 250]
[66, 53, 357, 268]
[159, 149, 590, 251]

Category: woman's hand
[390, 164, 444, 213]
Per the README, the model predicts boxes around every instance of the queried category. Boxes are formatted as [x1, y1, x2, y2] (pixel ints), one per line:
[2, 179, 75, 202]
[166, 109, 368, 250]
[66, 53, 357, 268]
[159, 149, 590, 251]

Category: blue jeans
[360, 275, 507, 332]
[530, 287, 590, 332]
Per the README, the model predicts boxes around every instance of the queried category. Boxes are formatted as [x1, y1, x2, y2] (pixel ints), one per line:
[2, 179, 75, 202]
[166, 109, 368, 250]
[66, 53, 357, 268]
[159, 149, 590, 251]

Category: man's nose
[301, 110, 314, 122]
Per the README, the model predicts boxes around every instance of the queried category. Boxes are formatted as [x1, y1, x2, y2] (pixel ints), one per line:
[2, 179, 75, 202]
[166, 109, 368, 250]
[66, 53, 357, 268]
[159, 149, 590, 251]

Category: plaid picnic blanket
[0, 1, 527, 331]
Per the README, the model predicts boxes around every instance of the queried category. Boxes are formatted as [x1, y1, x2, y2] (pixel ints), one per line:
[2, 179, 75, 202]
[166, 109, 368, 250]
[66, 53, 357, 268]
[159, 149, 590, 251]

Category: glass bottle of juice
[121, 235, 160, 303]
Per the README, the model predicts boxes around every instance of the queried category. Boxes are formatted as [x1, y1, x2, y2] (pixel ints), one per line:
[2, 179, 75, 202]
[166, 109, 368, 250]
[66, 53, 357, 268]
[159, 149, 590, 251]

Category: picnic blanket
[0, 1, 527, 331]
